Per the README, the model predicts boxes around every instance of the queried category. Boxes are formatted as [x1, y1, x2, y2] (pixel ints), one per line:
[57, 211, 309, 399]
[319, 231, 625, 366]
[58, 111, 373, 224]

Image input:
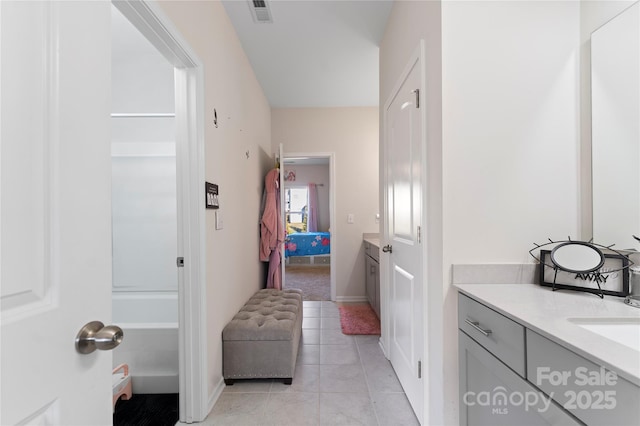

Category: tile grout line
[355, 333, 382, 426]
[260, 390, 272, 426]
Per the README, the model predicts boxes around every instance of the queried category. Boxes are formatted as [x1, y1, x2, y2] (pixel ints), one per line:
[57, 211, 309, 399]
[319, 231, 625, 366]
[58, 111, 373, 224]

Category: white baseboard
[335, 296, 368, 303]
[378, 338, 388, 359]
[206, 376, 226, 419]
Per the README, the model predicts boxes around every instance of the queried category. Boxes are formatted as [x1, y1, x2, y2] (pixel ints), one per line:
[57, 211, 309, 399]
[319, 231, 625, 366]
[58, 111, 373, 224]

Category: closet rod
[111, 113, 175, 118]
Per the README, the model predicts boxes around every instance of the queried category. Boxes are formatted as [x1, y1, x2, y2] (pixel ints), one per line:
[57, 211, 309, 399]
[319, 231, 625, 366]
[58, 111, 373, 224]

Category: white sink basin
[568, 318, 640, 352]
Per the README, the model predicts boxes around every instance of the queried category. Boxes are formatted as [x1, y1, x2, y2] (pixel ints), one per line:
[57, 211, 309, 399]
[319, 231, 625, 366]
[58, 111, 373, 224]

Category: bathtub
[112, 292, 179, 394]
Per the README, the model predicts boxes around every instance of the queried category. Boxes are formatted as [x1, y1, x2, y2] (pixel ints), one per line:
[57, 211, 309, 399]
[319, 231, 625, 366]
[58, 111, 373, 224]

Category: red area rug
[339, 304, 381, 335]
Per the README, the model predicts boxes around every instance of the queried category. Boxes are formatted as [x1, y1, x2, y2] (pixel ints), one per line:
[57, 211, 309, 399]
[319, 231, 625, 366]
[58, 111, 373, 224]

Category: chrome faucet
[624, 235, 640, 308]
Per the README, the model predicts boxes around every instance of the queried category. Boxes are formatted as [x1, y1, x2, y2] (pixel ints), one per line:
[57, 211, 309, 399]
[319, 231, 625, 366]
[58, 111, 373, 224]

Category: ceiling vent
[249, 0, 273, 23]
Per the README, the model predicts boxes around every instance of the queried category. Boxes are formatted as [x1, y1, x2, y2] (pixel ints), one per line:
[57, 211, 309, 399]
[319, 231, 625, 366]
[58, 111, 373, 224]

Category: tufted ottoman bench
[222, 288, 303, 385]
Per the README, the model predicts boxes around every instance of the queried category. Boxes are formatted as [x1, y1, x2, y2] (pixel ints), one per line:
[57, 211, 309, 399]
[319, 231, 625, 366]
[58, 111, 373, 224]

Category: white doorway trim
[112, 1, 207, 423]
[282, 152, 336, 301]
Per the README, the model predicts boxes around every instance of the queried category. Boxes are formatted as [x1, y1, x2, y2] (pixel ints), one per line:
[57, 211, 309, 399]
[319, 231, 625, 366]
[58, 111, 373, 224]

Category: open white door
[1, 2, 113, 424]
[383, 46, 425, 424]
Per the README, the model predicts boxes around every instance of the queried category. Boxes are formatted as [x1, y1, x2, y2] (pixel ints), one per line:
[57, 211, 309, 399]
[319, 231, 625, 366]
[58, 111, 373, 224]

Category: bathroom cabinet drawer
[458, 294, 525, 377]
[364, 241, 379, 262]
[527, 329, 640, 426]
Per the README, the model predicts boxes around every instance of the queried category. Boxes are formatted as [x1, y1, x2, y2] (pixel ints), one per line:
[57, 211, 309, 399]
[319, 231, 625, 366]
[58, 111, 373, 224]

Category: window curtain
[308, 183, 318, 232]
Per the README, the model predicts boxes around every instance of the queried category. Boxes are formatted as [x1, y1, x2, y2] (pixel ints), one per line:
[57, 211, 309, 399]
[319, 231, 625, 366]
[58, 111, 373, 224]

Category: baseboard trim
[335, 296, 368, 303]
[378, 338, 388, 359]
[206, 377, 225, 419]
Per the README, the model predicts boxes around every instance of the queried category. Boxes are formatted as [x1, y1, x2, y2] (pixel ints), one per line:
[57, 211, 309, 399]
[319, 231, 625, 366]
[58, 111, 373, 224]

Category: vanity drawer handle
[465, 318, 492, 337]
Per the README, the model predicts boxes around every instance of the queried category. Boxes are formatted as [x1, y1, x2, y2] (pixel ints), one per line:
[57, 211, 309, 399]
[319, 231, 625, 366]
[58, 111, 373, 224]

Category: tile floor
[201, 301, 419, 426]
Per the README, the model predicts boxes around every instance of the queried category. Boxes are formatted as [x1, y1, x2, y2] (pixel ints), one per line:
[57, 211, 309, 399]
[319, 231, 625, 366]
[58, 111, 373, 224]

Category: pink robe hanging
[260, 168, 284, 289]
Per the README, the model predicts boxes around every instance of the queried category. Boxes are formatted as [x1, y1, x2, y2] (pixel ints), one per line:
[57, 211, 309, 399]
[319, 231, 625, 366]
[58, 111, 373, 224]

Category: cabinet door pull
[465, 318, 492, 336]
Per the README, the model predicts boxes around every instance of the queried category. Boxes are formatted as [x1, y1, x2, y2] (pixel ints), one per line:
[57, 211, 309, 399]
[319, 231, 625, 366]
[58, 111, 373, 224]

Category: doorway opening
[281, 155, 335, 301]
[110, 1, 207, 423]
[110, 4, 179, 424]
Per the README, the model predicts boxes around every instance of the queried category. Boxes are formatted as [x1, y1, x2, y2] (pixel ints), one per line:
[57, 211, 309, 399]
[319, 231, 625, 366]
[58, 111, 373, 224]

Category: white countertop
[455, 284, 640, 386]
[363, 237, 380, 249]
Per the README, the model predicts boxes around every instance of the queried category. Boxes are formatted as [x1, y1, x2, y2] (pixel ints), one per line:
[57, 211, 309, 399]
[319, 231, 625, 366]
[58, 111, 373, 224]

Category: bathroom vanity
[457, 284, 640, 426]
[363, 235, 380, 318]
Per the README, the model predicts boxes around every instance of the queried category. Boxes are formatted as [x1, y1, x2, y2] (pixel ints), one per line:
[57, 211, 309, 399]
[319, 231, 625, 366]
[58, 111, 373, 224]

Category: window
[285, 187, 308, 233]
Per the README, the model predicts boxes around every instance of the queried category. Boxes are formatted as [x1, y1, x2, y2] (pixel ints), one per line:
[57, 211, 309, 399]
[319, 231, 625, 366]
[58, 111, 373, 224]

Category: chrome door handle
[75, 321, 124, 354]
[382, 245, 392, 253]
[465, 318, 492, 337]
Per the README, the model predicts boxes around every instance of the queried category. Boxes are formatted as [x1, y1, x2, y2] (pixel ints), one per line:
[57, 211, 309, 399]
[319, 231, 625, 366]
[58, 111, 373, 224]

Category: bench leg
[283, 378, 292, 385]
[224, 379, 234, 386]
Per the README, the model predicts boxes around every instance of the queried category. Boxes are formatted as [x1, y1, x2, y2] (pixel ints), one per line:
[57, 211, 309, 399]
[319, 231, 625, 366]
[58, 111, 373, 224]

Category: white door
[385, 54, 424, 423]
[1, 1, 113, 424]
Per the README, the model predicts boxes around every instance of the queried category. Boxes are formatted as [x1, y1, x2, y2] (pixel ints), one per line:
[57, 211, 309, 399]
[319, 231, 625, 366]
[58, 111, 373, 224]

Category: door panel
[1, 2, 113, 424]
[1, 0, 49, 313]
[391, 105, 414, 239]
[392, 265, 414, 365]
[386, 53, 424, 423]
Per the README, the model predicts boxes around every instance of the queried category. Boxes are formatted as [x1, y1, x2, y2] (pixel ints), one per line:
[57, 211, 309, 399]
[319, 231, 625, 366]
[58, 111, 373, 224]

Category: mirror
[591, 2, 640, 248]
[550, 241, 605, 274]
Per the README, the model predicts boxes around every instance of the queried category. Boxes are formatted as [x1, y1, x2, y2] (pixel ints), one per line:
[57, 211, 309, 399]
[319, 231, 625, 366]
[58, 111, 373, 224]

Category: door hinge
[177, 257, 185, 268]
[418, 360, 422, 379]
[411, 89, 420, 108]
[417, 226, 421, 244]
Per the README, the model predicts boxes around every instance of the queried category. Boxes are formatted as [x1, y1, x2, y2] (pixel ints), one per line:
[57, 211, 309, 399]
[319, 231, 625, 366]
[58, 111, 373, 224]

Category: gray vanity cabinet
[459, 295, 581, 426]
[459, 333, 579, 426]
[527, 330, 640, 426]
[364, 241, 380, 318]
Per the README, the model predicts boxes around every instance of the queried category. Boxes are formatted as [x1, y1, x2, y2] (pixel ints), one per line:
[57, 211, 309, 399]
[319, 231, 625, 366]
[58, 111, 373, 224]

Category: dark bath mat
[113, 393, 178, 426]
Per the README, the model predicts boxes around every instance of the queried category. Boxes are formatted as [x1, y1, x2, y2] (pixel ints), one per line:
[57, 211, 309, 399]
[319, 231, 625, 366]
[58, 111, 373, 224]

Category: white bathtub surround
[455, 284, 640, 385]
[112, 292, 178, 324]
[113, 293, 179, 394]
[113, 326, 179, 394]
[452, 264, 538, 285]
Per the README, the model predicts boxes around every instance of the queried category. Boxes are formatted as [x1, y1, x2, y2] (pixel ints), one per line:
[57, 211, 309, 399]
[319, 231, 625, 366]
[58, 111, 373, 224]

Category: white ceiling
[222, 0, 393, 108]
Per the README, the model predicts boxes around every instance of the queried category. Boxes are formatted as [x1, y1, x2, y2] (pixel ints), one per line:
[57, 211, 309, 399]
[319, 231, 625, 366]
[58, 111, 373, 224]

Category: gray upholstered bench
[222, 288, 303, 385]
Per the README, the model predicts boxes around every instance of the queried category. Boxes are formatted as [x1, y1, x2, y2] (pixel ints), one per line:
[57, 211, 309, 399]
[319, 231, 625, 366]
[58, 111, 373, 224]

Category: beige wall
[158, 0, 273, 401]
[272, 107, 379, 301]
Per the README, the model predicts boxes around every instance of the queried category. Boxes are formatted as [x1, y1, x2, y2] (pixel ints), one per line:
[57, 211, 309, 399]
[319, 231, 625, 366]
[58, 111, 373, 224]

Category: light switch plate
[215, 211, 223, 230]
[347, 213, 354, 224]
